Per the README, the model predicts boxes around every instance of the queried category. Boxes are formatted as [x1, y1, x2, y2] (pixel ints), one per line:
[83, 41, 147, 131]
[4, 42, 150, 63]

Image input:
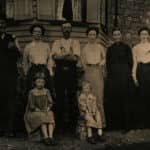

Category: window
[86, 0, 100, 23]
[14, 0, 33, 20]
[4, 0, 107, 26]
[56, 0, 81, 21]
[37, 0, 55, 20]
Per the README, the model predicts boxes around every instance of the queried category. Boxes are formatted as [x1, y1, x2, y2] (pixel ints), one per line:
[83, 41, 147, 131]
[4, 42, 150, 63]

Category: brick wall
[108, 0, 150, 46]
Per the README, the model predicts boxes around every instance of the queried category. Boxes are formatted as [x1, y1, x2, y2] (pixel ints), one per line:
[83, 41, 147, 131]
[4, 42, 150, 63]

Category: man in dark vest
[52, 22, 81, 134]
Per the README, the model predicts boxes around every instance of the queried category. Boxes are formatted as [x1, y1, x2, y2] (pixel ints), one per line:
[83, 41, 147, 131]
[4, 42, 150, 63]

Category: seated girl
[24, 72, 56, 146]
[78, 81, 105, 144]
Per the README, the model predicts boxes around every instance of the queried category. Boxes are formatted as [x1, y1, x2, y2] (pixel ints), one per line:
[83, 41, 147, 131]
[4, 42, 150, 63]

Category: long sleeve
[132, 47, 138, 81]
[106, 47, 112, 75]
[23, 45, 30, 75]
[81, 46, 87, 69]
[46, 44, 54, 76]
[72, 39, 81, 57]
[126, 45, 133, 69]
[100, 45, 106, 66]
[51, 40, 61, 57]
[14, 39, 22, 60]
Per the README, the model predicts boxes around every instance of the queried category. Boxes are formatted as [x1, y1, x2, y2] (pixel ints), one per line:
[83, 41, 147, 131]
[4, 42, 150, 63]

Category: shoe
[96, 135, 106, 143]
[122, 129, 130, 134]
[87, 137, 96, 144]
[48, 138, 58, 146]
[43, 138, 50, 146]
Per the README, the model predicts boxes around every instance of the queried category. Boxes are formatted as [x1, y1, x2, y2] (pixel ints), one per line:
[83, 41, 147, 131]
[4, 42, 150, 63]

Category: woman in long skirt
[81, 27, 106, 128]
[132, 27, 150, 128]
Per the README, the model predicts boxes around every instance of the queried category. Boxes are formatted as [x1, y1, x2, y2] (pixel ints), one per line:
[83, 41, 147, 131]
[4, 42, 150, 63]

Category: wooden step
[6, 24, 108, 50]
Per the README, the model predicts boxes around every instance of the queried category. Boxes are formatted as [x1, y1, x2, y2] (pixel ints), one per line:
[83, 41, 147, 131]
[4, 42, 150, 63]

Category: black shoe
[87, 137, 96, 144]
[43, 138, 50, 146]
[96, 135, 106, 143]
[48, 138, 58, 146]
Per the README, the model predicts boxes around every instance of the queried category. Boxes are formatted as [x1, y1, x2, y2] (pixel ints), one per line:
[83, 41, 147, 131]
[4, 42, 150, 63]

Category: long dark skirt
[0, 70, 18, 134]
[137, 62, 150, 128]
[104, 64, 135, 130]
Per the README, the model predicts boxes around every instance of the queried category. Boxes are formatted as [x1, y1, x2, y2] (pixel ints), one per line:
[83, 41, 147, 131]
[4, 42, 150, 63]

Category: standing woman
[0, 21, 21, 136]
[105, 28, 134, 131]
[81, 27, 106, 128]
[132, 27, 150, 128]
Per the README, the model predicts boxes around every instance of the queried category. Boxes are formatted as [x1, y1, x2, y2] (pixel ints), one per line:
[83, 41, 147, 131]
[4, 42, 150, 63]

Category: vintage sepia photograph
[0, 0, 150, 149]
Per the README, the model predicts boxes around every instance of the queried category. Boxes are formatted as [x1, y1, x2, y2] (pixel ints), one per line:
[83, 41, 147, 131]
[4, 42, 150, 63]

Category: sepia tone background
[0, 0, 149, 50]
[0, 0, 150, 149]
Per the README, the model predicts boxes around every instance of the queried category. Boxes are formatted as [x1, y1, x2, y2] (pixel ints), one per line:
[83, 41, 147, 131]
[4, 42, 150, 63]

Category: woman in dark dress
[105, 28, 134, 131]
[0, 22, 21, 136]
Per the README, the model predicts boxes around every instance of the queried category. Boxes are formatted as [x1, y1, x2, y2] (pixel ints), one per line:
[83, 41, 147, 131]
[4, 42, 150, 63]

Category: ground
[1, 129, 150, 150]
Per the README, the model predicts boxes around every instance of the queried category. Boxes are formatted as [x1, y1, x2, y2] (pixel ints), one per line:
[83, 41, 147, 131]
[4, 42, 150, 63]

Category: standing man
[23, 24, 54, 96]
[105, 28, 134, 131]
[52, 22, 81, 133]
[0, 21, 21, 137]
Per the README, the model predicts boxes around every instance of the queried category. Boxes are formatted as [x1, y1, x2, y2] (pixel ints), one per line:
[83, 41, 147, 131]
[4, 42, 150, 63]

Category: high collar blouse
[132, 42, 150, 63]
[23, 40, 52, 75]
[82, 42, 105, 65]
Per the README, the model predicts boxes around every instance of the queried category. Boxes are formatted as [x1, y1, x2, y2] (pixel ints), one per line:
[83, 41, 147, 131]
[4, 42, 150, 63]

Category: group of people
[105, 27, 150, 131]
[0, 20, 150, 145]
[23, 23, 106, 145]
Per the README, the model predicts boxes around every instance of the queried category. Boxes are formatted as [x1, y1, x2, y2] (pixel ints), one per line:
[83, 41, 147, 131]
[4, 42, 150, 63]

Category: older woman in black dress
[0, 21, 21, 136]
[105, 28, 134, 131]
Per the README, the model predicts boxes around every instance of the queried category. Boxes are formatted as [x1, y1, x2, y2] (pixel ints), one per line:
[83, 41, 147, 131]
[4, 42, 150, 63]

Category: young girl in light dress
[78, 81, 105, 144]
[24, 72, 56, 146]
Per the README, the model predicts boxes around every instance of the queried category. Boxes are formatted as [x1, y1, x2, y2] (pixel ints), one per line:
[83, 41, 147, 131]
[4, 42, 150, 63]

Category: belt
[31, 63, 47, 67]
[86, 64, 99, 67]
[138, 62, 150, 65]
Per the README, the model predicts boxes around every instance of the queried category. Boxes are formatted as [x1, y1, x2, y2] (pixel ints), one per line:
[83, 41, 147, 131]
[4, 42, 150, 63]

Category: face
[83, 83, 91, 93]
[35, 79, 45, 89]
[88, 30, 97, 42]
[139, 30, 149, 42]
[32, 27, 42, 40]
[113, 30, 122, 42]
[62, 26, 72, 39]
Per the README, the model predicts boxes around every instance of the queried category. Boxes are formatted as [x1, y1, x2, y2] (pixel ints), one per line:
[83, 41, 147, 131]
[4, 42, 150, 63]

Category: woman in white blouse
[132, 27, 150, 128]
[81, 27, 106, 129]
[23, 24, 53, 94]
